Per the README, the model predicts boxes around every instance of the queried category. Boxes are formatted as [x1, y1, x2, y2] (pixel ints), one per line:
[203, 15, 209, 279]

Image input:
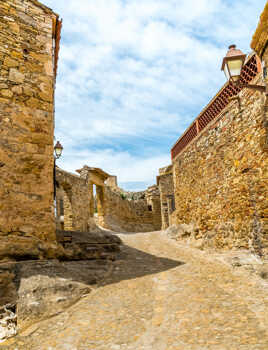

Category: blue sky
[42, 0, 266, 190]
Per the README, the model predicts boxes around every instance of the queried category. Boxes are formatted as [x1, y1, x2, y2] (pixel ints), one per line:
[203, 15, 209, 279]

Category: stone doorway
[76, 166, 110, 228]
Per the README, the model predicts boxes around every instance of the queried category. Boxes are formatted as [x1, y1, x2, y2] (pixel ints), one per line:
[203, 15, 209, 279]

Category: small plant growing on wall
[120, 193, 127, 200]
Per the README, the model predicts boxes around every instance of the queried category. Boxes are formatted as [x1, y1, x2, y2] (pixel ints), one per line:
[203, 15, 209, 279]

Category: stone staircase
[56, 229, 122, 261]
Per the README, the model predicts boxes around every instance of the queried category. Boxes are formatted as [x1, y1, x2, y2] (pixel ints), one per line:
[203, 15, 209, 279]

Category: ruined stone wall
[158, 165, 174, 230]
[172, 73, 268, 254]
[56, 168, 97, 232]
[56, 166, 162, 234]
[0, 0, 60, 259]
[105, 176, 118, 188]
[98, 186, 161, 233]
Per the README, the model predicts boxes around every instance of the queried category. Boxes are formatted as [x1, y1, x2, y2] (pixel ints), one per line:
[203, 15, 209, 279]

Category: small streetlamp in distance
[221, 44, 266, 93]
[54, 140, 63, 199]
[54, 141, 63, 160]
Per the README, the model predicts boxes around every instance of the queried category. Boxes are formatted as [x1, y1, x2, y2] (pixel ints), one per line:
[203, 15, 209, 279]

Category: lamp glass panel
[55, 147, 62, 157]
[223, 63, 230, 81]
[227, 59, 243, 79]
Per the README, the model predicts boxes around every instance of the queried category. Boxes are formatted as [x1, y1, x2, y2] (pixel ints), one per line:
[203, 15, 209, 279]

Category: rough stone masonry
[100, 184, 162, 233]
[168, 54, 267, 253]
[157, 165, 175, 230]
[0, 0, 61, 260]
[55, 166, 162, 234]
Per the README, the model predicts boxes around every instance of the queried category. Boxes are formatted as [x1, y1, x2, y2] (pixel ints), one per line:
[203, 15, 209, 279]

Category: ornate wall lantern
[221, 44, 266, 94]
[54, 141, 63, 159]
[54, 141, 63, 199]
[221, 45, 246, 83]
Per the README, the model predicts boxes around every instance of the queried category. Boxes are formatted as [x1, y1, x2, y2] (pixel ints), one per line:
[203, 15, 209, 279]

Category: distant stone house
[55, 165, 162, 234]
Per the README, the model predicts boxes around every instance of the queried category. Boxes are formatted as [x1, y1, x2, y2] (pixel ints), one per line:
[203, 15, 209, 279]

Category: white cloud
[56, 148, 170, 188]
[42, 0, 266, 190]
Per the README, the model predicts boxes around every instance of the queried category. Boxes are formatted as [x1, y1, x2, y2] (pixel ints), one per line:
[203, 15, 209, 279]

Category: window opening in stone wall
[148, 205, 152, 211]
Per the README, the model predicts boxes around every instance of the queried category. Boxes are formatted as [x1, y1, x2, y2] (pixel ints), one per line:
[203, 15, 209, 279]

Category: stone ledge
[56, 230, 122, 261]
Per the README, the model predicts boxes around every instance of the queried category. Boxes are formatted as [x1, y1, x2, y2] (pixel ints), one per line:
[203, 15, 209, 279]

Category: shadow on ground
[100, 243, 184, 286]
[0, 227, 184, 344]
[0, 232, 184, 327]
[0, 239, 184, 297]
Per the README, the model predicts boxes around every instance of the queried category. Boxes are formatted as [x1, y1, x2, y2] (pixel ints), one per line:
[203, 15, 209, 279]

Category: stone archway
[76, 166, 110, 228]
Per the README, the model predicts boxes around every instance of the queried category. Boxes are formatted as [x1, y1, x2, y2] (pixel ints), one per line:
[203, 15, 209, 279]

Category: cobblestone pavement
[3, 231, 268, 350]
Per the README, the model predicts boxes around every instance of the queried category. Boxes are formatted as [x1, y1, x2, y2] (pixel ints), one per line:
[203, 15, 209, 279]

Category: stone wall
[146, 185, 162, 230]
[172, 71, 268, 254]
[98, 185, 162, 233]
[56, 167, 97, 232]
[0, 0, 61, 260]
[55, 166, 162, 234]
[251, 2, 268, 153]
[105, 176, 118, 188]
[157, 165, 175, 230]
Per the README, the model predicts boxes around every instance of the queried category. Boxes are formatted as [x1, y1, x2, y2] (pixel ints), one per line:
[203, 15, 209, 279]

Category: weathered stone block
[8, 68, 24, 83]
[3, 57, 19, 68]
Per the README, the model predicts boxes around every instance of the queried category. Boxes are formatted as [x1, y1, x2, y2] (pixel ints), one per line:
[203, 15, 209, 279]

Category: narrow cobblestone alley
[4, 231, 268, 350]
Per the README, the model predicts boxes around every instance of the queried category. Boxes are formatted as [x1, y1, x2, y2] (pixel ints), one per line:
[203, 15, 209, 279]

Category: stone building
[0, 0, 61, 260]
[56, 167, 97, 232]
[167, 40, 267, 254]
[157, 165, 175, 230]
[99, 185, 161, 233]
[55, 166, 109, 233]
[55, 165, 162, 233]
[145, 185, 162, 230]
